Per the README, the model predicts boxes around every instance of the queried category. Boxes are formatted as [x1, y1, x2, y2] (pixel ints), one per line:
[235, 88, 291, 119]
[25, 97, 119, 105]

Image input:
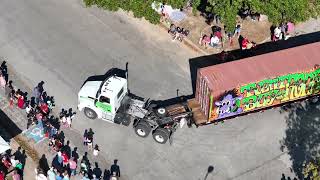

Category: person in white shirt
[210, 35, 220, 47]
[273, 26, 282, 41]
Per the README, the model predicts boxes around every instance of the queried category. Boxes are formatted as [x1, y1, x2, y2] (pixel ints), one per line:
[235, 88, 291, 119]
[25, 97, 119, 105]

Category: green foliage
[85, 0, 320, 30]
[303, 161, 320, 180]
[84, 0, 160, 24]
[165, 0, 188, 9]
[261, 0, 310, 24]
[83, 0, 95, 7]
[207, 0, 242, 32]
[192, 0, 201, 15]
[205, 0, 320, 33]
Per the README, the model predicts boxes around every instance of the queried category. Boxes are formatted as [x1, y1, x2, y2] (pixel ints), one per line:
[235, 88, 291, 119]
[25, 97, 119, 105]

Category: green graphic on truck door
[96, 101, 112, 113]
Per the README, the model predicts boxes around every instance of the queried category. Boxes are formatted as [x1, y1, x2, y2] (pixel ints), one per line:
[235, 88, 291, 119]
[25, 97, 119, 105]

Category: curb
[158, 23, 209, 55]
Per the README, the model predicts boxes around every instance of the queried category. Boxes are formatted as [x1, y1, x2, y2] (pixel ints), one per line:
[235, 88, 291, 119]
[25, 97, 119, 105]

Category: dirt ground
[175, 11, 272, 54]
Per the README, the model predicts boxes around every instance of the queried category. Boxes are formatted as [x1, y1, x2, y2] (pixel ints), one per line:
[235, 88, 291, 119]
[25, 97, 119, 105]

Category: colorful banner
[209, 67, 320, 121]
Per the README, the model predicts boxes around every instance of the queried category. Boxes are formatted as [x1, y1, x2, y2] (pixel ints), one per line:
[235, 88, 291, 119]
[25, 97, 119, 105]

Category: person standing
[93, 144, 100, 156]
[47, 167, 56, 180]
[0, 73, 6, 88]
[66, 115, 72, 128]
[87, 128, 94, 144]
[109, 172, 119, 180]
[9, 90, 15, 108]
[83, 129, 88, 146]
[17, 95, 24, 109]
[68, 157, 77, 176]
[0, 170, 4, 180]
[61, 151, 69, 168]
[87, 138, 93, 151]
[12, 170, 21, 180]
[35, 168, 47, 180]
[110, 160, 120, 178]
[62, 171, 69, 180]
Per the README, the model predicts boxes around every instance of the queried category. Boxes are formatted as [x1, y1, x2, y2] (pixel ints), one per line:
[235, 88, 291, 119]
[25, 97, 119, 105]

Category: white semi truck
[77, 67, 193, 144]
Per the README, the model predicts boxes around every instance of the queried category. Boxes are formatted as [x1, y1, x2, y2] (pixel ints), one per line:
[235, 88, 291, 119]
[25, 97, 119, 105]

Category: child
[87, 138, 93, 151]
[93, 144, 100, 156]
[66, 115, 72, 128]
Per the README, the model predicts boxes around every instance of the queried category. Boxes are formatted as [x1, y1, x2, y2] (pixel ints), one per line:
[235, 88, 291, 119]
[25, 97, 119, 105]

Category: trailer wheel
[84, 108, 97, 119]
[152, 128, 169, 144]
[156, 107, 167, 117]
[134, 121, 151, 138]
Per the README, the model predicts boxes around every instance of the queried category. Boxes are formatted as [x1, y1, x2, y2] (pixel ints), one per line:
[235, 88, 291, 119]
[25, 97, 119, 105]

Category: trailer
[78, 42, 320, 144]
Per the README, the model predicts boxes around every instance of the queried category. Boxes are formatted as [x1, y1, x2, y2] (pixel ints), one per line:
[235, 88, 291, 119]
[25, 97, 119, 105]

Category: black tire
[152, 128, 169, 144]
[84, 108, 97, 119]
[156, 107, 167, 117]
[134, 121, 151, 138]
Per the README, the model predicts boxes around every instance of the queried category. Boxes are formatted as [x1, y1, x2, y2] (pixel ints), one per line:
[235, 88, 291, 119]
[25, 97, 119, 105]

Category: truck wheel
[84, 108, 97, 119]
[156, 107, 167, 117]
[134, 121, 151, 138]
[152, 128, 169, 144]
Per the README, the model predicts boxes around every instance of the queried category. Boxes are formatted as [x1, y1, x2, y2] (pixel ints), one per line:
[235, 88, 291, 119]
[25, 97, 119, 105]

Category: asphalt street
[0, 0, 296, 179]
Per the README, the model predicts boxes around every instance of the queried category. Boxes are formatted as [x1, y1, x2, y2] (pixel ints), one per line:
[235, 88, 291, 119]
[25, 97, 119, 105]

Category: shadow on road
[279, 98, 320, 179]
[0, 108, 22, 142]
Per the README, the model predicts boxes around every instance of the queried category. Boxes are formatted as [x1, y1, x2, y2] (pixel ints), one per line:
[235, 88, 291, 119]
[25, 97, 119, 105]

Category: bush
[83, 0, 161, 24]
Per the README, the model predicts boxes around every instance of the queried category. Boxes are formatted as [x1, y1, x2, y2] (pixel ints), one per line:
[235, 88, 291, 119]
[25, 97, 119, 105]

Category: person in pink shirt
[12, 170, 21, 180]
[69, 157, 77, 176]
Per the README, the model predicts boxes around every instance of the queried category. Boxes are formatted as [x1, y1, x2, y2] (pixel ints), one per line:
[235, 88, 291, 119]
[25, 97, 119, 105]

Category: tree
[83, 0, 161, 24]
[261, 0, 310, 24]
[303, 160, 320, 180]
[205, 0, 320, 32]
[206, 0, 242, 32]
[280, 99, 320, 178]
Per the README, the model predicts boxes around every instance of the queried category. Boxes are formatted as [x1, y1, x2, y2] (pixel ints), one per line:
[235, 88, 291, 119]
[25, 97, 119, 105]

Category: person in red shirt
[17, 95, 24, 109]
[241, 37, 249, 50]
[0, 170, 4, 180]
[40, 103, 49, 115]
[214, 31, 222, 40]
[62, 152, 69, 167]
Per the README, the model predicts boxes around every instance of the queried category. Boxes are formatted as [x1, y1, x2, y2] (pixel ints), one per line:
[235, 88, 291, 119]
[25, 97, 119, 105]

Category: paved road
[0, 0, 297, 179]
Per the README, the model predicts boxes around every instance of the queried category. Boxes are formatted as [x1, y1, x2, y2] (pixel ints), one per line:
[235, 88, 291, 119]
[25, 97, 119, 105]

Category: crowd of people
[0, 147, 27, 180]
[0, 60, 120, 180]
[272, 21, 295, 42]
[197, 19, 296, 52]
[168, 24, 190, 42]
[199, 24, 238, 49]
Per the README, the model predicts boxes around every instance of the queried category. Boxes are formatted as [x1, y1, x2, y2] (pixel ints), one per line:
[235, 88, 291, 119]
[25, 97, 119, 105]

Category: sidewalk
[0, 64, 126, 179]
[158, 11, 320, 55]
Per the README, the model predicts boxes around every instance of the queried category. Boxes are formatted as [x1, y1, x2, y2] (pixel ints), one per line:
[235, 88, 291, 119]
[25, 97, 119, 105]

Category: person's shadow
[39, 154, 50, 176]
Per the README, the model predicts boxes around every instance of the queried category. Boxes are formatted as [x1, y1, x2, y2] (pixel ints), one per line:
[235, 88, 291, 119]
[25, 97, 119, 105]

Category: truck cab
[78, 70, 192, 144]
[78, 76, 128, 122]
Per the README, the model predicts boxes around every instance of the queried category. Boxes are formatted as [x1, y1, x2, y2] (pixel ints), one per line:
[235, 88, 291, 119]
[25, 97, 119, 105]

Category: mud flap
[169, 131, 174, 145]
